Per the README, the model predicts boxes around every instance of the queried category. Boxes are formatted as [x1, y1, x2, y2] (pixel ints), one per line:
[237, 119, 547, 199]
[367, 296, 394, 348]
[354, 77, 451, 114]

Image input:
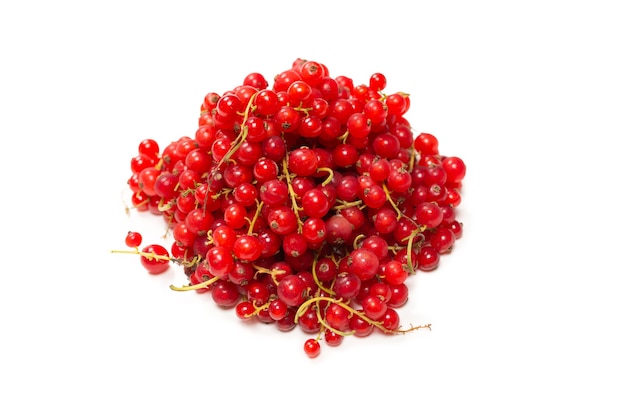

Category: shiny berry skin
[288, 147, 318, 177]
[138, 139, 160, 159]
[417, 246, 440, 271]
[442, 156, 467, 184]
[415, 202, 444, 229]
[206, 246, 234, 278]
[235, 301, 256, 320]
[369, 72, 387, 91]
[125, 231, 142, 248]
[232, 235, 263, 261]
[140, 244, 170, 275]
[381, 260, 409, 286]
[332, 272, 361, 300]
[349, 312, 374, 337]
[211, 281, 240, 308]
[267, 206, 299, 235]
[325, 302, 352, 332]
[348, 248, 379, 281]
[414, 133, 439, 155]
[301, 188, 331, 218]
[277, 275, 308, 307]
[303, 338, 321, 358]
[324, 329, 344, 347]
[430, 227, 456, 254]
[361, 295, 387, 321]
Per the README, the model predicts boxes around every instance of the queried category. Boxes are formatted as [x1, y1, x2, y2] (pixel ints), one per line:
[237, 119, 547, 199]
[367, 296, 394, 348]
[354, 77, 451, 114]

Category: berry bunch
[117, 58, 466, 358]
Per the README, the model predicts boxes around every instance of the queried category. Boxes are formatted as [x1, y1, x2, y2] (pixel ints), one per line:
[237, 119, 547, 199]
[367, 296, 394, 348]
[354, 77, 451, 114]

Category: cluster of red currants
[119, 58, 466, 358]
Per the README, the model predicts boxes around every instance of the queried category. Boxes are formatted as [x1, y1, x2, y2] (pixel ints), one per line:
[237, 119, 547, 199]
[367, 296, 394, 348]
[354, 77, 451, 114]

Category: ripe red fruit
[277, 275, 308, 307]
[125, 231, 142, 248]
[119, 58, 464, 358]
[415, 202, 444, 229]
[414, 133, 439, 155]
[442, 156, 467, 184]
[348, 248, 379, 281]
[288, 147, 318, 176]
[140, 244, 170, 275]
[303, 338, 321, 358]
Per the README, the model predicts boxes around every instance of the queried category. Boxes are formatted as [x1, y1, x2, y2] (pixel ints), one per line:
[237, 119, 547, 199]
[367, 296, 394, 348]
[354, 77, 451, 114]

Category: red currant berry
[140, 244, 170, 275]
[125, 231, 142, 248]
[303, 338, 321, 358]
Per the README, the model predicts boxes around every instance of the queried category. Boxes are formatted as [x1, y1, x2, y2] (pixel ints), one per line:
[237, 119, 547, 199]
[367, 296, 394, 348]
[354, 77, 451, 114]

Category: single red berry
[417, 246, 440, 271]
[442, 156, 467, 184]
[140, 244, 170, 275]
[361, 295, 387, 321]
[206, 246, 234, 278]
[235, 301, 256, 321]
[288, 147, 318, 177]
[430, 227, 456, 254]
[348, 248, 379, 281]
[211, 280, 240, 308]
[125, 231, 142, 248]
[277, 274, 308, 307]
[303, 338, 321, 358]
[232, 234, 263, 262]
[138, 139, 160, 159]
[414, 133, 439, 156]
[324, 329, 344, 347]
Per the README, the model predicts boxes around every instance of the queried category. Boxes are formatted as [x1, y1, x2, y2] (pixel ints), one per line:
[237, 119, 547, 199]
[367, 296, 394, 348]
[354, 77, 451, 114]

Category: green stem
[317, 167, 334, 186]
[282, 158, 304, 233]
[247, 200, 264, 235]
[295, 296, 428, 335]
[170, 275, 220, 291]
[311, 254, 335, 296]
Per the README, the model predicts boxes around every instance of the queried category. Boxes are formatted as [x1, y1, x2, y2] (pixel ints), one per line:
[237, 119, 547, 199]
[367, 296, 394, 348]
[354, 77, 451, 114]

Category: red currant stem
[352, 234, 365, 250]
[408, 148, 418, 173]
[110, 248, 200, 268]
[110, 248, 171, 262]
[169, 275, 220, 291]
[313, 299, 355, 337]
[217, 91, 259, 167]
[311, 253, 335, 295]
[244, 299, 274, 318]
[211, 188, 233, 199]
[332, 199, 363, 210]
[157, 198, 174, 212]
[382, 183, 404, 220]
[387, 243, 411, 255]
[132, 192, 150, 207]
[205, 230, 214, 246]
[313, 328, 323, 342]
[292, 104, 312, 116]
[395, 323, 432, 334]
[337, 130, 350, 143]
[252, 264, 287, 286]
[317, 167, 334, 187]
[154, 158, 164, 171]
[281, 158, 304, 233]
[405, 229, 423, 275]
[330, 252, 340, 267]
[296, 296, 428, 335]
[203, 92, 260, 210]
[247, 200, 264, 235]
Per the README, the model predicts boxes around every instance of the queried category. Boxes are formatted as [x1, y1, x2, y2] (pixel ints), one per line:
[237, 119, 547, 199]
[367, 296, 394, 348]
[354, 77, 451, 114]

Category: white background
[1, 1, 625, 416]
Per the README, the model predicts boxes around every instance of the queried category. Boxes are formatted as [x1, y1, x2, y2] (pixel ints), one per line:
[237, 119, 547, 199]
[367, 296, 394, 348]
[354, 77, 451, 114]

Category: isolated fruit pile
[118, 58, 466, 358]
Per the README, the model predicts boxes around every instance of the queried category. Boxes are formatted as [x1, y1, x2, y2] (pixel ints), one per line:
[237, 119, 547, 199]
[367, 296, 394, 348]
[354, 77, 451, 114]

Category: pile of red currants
[118, 58, 466, 358]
